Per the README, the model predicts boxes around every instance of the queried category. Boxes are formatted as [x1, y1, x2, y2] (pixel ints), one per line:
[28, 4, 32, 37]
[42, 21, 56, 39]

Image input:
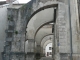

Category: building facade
[1, 0, 80, 60]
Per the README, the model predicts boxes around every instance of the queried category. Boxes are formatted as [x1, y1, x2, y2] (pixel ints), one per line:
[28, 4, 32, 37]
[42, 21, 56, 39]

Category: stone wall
[0, 4, 8, 60]
[2, 0, 80, 60]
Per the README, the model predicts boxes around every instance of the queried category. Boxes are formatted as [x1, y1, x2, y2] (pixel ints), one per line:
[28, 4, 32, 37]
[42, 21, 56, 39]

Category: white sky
[0, 0, 31, 3]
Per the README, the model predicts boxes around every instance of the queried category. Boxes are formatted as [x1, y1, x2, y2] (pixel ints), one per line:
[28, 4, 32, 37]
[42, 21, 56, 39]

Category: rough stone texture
[11, 9, 26, 52]
[26, 53, 35, 60]
[2, 0, 80, 60]
[57, 3, 69, 53]
[2, 4, 28, 60]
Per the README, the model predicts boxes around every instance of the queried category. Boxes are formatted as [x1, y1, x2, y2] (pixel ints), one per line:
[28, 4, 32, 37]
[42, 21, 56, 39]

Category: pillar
[27, 39, 35, 52]
[26, 39, 35, 60]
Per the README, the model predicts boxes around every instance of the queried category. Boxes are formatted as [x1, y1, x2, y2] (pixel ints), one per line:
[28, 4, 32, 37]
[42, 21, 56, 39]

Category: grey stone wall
[0, 5, 8, 60]
[1, 0, 80, 60]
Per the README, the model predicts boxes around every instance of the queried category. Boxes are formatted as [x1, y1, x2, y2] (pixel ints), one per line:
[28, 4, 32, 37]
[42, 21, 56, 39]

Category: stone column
[36, 45, 41, 53]
[56, 2, 69, 60]
[27, 39, 35, 52]
[43, 47, 45, 56]
[11, 9, 26, 58]
[26, 39, 35, 60]
[40, 47, 45, 57]
[35, 45, 41, 59]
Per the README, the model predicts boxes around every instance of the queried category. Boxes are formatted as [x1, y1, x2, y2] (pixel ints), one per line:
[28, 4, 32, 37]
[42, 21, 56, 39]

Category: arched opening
[26, 3, 57, 59]
[26, 6, 56, 58]
[40, 34, 53, 57]
[45, 43, 52, 57]
[25, 1, 68, 60]
[2, 0, 74, 60]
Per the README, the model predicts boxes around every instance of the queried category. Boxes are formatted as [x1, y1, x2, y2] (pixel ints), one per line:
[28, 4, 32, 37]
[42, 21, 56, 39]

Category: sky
[0, 0, 31, 3]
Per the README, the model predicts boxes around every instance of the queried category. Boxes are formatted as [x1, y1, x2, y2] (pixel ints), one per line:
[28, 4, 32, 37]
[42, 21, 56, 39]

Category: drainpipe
[53, 8, 57, 59]
[68, 0, 73, 60]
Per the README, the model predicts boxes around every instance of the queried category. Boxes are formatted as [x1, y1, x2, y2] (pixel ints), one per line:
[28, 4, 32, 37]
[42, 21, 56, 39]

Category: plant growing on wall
[8, 15, 13, 21]
[28, 7, 31, 10]
[14, 31, 18, 35]
[28, 7, 32, 10]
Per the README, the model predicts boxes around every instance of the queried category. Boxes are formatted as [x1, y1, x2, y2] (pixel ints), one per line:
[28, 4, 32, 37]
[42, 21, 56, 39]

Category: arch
[34, 21, 53, 44]
[26, 1, 69, 56]
[41, 34, 53, 47]
[42, 40, 52, 54]
[34, 21, 53, 39]
[27, 8, 54, 39]
[40, 34, 53, 46]
[43, 40, 52, 49]
[26, 2, 58, 39]
[26, 3, 58, 26]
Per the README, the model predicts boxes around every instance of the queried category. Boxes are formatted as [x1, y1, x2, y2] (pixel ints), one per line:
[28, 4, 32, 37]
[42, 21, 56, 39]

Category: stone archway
[26, 1, 69, 60]
[40, 34, 53, 57]
[3, 1, 70, 60]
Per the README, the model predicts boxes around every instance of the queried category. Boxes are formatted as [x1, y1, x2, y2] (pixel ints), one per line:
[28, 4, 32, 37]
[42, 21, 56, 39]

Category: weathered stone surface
[2, 0, 80, 60]
[57, 3, 69, 53]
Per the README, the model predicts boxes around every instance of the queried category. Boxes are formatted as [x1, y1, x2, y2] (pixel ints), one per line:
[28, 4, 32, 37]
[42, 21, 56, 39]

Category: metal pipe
[68, 0, 73, 60]
[53, 8, 57, 59]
